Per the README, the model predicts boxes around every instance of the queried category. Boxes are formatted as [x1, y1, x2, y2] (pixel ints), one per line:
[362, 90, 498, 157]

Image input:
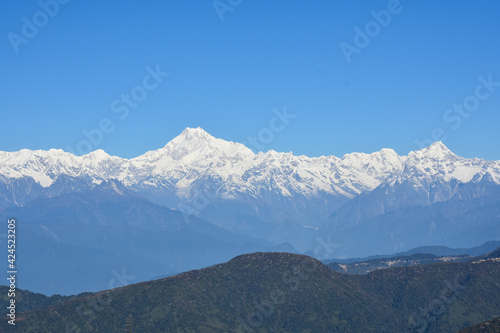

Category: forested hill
[2, 251, 500, 332]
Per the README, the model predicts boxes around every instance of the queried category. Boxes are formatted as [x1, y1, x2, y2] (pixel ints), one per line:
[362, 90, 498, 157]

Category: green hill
[0, 286, 82, 313]
[2, 252, 500, 332]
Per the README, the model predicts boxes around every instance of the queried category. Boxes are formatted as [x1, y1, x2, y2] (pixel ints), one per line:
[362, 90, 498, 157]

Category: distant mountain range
[2, 250, 499, 332]
[327, 253, 474, 275]
[326, 240, 500, 275]
[0, 182, 293, 295]
[1, 127, 499, 294]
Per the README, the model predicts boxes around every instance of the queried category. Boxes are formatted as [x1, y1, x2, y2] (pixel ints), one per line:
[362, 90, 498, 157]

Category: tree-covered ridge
[1, 251, 499, 332]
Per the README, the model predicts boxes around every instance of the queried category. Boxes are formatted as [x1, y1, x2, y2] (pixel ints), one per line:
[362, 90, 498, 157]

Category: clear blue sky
[1, 0, 499, 160]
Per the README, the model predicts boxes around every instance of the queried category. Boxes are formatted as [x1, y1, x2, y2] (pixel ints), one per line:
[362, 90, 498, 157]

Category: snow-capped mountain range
[2, 127, 499, 202]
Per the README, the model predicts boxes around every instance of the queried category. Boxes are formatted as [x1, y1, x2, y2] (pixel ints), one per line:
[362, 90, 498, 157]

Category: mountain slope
[0, 286, 82, 313]
[4, 251, 500, 332]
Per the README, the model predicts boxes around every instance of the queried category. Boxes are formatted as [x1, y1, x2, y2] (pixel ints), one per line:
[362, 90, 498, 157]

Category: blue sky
[1, 0, 499, 160]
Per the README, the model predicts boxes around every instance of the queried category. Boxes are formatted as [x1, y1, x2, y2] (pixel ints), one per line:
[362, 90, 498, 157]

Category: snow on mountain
[0, 148, 124, 188]
[396, 141, 499, 185]
[0, 128, 499, 206]
[127, 127, 255, 184]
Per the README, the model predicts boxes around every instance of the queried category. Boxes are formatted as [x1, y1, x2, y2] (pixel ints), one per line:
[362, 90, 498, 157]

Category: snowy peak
[411, 141, 457, 160]
[171, 127, 215, 144]
[128, 127, 255, 180]
[392, 141, 498, 185]
[339, 148, 403, 182]
[161, 127, 255, 160]
[82, 149, 112, 161]
[341, 148, 401, 164]
[0, 148, 73, 168]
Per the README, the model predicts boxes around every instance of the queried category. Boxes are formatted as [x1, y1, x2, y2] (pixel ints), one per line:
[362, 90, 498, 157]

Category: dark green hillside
[0, 286, 82, 313]
[2, 251, 500, 332]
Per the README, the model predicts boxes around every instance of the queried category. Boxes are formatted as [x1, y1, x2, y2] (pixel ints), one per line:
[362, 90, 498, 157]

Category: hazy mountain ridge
[326, 240, 500, 275]
[323, 240, 500, 264]
[0, 181, 296, 295]
[327, 253, 473, 275]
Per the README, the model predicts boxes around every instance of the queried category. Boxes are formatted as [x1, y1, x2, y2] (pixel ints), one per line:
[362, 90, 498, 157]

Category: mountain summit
[162, 126, 254, 159]
[411, 141, 457, 160]
[174, 126, 215, 142]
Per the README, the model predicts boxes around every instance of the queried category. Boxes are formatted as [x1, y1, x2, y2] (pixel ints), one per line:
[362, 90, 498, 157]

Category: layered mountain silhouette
[1, 128, 499, 294]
